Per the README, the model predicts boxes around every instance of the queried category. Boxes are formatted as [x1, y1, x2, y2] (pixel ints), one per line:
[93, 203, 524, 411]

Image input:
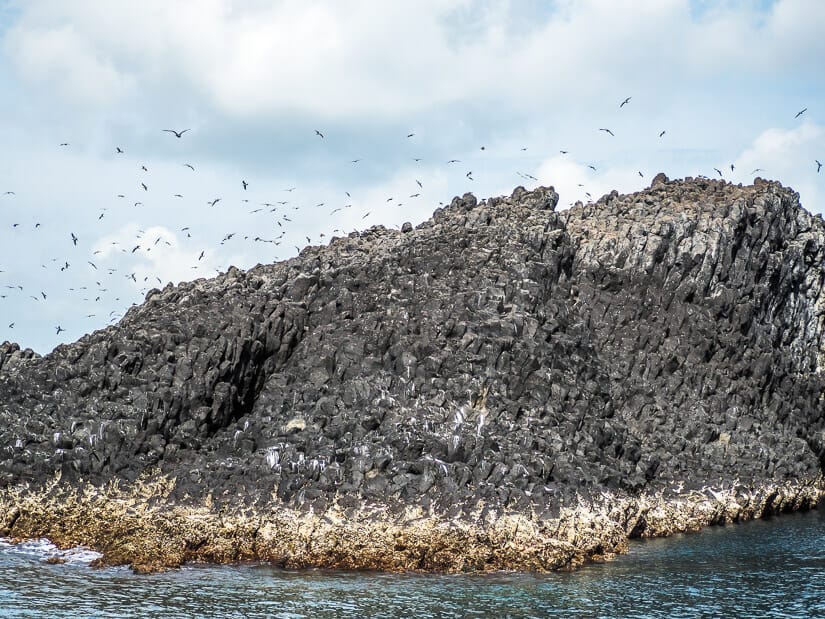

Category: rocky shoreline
[2, 175, 825, 573]
[1, 475, 821, 573]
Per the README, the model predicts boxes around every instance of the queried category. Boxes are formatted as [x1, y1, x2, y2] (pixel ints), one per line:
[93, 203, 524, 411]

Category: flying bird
[407, 133, 415, 138]
[116, 147, 124, 153]
[242, 180, 248, 190]
[659, 130, 666, 138]
[730, 164, 735, 172]
[163, 129, 190, 138]
[795, 108, 807, 118]
[817, 160, 822, 173]
[56, 326, 65, 335]
[599, 128, 615, 136]
[750, 168, 765, 174]
[208, 198, 221, 207]
[588, 165, 597, 171]
[714, 167, 723, 177]
[620, 96, 631, 107]
[315, 129, 324, 138]
[141, 182, 148, 191]
[71, 232, 78, 246]
[184, 163, 195, 171]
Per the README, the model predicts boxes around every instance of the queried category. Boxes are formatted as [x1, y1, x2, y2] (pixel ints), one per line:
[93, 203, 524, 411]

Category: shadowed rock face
[1, 178, 824, 520]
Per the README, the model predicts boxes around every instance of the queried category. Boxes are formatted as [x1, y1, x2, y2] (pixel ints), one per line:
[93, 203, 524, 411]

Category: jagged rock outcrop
[1, 176, 824, 572]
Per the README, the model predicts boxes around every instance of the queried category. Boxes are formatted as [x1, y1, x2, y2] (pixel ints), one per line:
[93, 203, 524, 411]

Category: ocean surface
[1, 507, 824, 618]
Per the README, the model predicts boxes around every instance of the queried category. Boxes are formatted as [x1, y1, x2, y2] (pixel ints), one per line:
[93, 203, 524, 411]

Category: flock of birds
[0, 99, 821, 350]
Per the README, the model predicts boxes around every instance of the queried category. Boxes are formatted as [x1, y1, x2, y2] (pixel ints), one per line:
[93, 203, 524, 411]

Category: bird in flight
[163, 129, 190, 138]
[559, 150, 568, 154]
[447, 159, 460, 164]
[184, 163, 195, 171]
[750, 168, 765, 174]
[714, 167, 723, 177]
[59, 143, 69, 147]
[817, 160, 822, 173]
[315, 129, 324, 138]
[71, 232, 78, 246]
[659, 130, 666, 138]
[730, 164, 735, 172]
[141, 182, 148, 191]
[242, 180, 248, 190]
[795, 108, 807, 118]
[2, 191, 14, 195]
[407, 133, 415, 138]
[599, 128, 615, 136]
[208, 198, 221, 207]
[55, 325, 65, 335]
[620, 96, 631, 107]
[116, 147, 124, 154]
[587, 165, 597, 171]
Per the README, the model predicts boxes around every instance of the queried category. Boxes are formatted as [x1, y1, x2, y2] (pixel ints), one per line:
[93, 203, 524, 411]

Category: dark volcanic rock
[1, 178, 824, 536]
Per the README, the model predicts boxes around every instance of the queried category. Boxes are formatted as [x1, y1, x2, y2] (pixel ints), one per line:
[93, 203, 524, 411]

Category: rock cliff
[1, 175, 824, 572]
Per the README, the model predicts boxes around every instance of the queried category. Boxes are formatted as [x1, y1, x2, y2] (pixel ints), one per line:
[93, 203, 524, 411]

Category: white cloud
[734, 122, 823, 213]
[1, 0, 824, 353]
[91, 223, 223, 289]
[5, 0, 824, 120]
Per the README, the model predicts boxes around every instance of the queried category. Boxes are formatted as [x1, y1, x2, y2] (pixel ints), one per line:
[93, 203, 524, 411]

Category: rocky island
[1, 175, 823, 573]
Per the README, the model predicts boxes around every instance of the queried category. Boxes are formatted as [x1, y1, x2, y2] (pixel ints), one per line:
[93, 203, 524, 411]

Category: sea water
[1, 507, 823, 618]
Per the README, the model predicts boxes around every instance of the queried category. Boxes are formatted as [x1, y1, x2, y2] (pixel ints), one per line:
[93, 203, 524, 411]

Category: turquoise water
[2, 507, 824, 618]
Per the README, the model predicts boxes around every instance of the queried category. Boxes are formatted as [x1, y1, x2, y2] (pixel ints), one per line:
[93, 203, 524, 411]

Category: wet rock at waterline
[1, 176, 824, 572]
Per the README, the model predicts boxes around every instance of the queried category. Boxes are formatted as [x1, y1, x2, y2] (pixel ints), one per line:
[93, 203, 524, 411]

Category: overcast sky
[0, 0, 823, 354]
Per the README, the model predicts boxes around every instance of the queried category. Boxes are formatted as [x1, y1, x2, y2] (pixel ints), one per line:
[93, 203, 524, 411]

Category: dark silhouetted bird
[599, 128, 614, 136]
[817, 160, 822, 173]
[315, 130, 324, 138]
[71, 232, 78, 245]
[795, 108, 807, 118]
[163, 129, 190, 138]
[242, 180, 248, 190]
[620, 97, 631, 107]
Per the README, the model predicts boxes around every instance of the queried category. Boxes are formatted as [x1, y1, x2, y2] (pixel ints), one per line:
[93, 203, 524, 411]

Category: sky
[0, 0, 823, 354]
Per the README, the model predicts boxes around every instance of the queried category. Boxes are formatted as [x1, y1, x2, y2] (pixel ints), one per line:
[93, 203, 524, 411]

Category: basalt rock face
[1, 178, 824, 565]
